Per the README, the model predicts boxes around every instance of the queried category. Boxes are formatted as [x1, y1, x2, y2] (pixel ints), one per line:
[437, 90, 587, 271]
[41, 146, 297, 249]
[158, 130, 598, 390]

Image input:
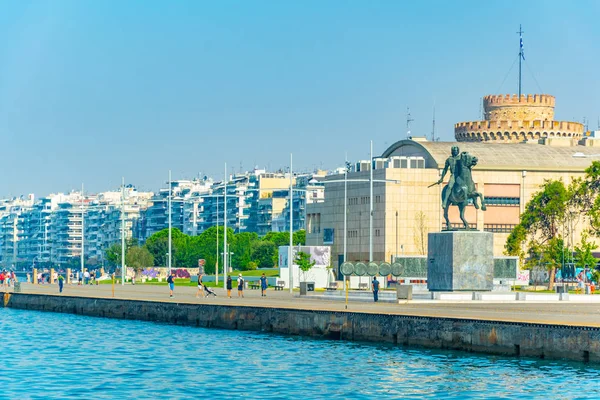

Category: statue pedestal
[427, 231, 494, 292]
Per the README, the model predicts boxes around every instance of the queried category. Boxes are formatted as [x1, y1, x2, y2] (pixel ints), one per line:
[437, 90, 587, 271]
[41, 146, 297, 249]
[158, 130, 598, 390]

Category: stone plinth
[427, 231, 494, 292]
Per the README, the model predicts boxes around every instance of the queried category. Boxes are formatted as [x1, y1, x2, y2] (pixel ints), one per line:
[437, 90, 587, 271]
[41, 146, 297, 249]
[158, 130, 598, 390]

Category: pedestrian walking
[226, 275, 233, 298]
[260, 273, 268, 297]
[58, 275, 64, 293]
[196, 274, 204, 298]
[372, 276, 380, 302]
[237, 274, 244, 298]
[84, 270, 90, 285]
[167, 272, 175, 298]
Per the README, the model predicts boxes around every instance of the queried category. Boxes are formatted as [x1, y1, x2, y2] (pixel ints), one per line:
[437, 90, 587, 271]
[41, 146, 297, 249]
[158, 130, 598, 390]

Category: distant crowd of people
[168, 272, 269, 300]
[0, 270, 17, 290]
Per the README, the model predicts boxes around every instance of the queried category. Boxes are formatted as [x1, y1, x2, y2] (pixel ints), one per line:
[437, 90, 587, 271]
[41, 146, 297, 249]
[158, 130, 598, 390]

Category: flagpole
[518, 24, 524, 98]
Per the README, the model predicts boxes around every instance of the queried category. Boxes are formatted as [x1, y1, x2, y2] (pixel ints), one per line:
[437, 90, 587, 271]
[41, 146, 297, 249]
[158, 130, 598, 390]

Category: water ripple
[1, 308, 600, 399]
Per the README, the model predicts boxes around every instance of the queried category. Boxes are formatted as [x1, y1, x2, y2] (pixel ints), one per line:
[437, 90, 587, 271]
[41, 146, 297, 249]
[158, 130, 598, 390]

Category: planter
[300, 282, 308, 295]
[299, 282, 315, 295]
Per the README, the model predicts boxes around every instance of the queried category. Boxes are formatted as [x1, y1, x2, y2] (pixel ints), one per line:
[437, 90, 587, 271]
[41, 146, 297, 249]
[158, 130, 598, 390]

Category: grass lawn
[230, 269, 279, 277]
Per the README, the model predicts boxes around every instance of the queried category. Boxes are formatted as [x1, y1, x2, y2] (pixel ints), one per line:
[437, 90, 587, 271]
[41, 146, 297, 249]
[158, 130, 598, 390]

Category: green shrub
[245, 261, 258, 271]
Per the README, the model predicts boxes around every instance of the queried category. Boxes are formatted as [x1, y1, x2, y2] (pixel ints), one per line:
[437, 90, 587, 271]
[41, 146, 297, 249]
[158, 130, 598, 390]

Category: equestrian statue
[430, 146, 486, 230]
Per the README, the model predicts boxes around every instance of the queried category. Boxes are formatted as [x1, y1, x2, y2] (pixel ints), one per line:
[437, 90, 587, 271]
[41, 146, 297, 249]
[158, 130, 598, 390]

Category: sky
[0, 0, 598, 197]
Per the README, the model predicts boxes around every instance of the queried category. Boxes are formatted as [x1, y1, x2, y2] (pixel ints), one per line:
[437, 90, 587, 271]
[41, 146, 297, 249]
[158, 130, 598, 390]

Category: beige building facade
[306, 139, 599, 272]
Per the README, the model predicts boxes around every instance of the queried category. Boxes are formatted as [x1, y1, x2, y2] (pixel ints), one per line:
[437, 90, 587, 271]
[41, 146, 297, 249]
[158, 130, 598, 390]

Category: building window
[485, 197, 520, 206]
[375, 229, 380, 237]
[484, 224, 517, 233]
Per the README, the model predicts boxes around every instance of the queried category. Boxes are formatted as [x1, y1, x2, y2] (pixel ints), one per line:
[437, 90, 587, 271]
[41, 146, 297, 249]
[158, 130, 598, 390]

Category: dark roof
[381, 140, 600, 171]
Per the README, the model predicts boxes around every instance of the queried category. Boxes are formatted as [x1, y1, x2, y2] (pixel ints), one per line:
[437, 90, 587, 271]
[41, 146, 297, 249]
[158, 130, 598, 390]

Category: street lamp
[81, 183, 85, 282]
[289, 154, 293, 293]
[395, 210, 398, 262]
[121, 177, 126, 285]
[223, 163, 228, 291]
[168, 170, 172, 275]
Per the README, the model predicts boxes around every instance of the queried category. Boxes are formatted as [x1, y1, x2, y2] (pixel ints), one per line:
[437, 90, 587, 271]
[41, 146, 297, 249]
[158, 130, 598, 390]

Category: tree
[295, 251, 315, 283]
[262, 231, 290, 247]
[105, 243, 122, 266]
[145, 228, 187, 267]
[231, 232, 259, 270]
[505, 179, 568, 290]
[251, 241, 277, 269]
[293, 230, 306, 246]
[126, 246, 154, 277]
[580, 161, 600, 236]
[105, 238, 140, 267]
[413, 211, 428, 255]
[574, 234, 598, 271]
[194, 226, 235, 275]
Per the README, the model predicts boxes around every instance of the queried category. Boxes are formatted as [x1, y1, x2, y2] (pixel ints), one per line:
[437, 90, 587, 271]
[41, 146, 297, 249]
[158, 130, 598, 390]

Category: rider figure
[437, 145, 460, 208]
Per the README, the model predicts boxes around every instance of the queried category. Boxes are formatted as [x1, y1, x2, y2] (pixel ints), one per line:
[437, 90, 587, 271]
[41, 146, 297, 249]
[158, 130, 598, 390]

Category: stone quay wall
[3, 293, 599, 363]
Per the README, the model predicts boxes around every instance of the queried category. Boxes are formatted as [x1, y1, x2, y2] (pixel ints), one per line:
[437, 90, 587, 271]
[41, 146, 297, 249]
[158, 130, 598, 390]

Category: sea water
[1, 308, 599, 399]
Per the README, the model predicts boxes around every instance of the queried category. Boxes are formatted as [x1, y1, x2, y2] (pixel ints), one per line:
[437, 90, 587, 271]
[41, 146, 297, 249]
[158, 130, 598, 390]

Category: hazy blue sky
[1, 0, 598, 196]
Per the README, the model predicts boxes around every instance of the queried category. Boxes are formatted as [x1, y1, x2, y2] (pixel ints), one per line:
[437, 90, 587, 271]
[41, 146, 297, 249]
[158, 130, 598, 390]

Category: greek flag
[520, 36, 525, 60]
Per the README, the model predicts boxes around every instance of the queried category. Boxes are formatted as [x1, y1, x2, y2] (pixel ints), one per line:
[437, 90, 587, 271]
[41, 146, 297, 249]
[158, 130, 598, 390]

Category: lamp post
[168, 170, 172, 275]
[344, 159, 349, 263]
[289, 153, 293, 293]
[80, 183, 85, 280]
[216, 193, 219, 285]
[121, 177, 126, 285]
[223, 163, 228, 291]
[369, 141, 373, 262]
[395, 210, 398, 263]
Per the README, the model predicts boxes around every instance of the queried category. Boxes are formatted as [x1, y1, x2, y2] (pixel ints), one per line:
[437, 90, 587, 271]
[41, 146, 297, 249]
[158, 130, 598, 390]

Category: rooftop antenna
[517, 24, 525, 98]
[406, 107, 414, 139]
[431, 100, 436, 142]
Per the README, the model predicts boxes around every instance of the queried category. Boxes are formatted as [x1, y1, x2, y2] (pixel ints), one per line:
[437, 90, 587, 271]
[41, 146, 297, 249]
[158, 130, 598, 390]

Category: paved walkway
[7, 283, 600, 328]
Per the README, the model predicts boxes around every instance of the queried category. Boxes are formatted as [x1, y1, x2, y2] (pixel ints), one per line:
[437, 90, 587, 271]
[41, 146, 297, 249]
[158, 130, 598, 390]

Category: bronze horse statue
[442, 152, 486, 230]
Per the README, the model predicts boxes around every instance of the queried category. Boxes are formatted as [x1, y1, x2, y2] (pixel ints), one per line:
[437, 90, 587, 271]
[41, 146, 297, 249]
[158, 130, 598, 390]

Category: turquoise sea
[1, 308, 599, 399]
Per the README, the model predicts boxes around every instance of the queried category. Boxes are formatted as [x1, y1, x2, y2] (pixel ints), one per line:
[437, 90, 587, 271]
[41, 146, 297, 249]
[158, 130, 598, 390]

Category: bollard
[66, 268, 72, 284]
[33, 268, 38, 285]
[50, 268, 55, 284]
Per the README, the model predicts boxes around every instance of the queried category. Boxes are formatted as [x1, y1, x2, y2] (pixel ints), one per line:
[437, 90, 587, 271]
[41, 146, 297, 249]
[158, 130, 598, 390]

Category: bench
[249, 283, 260, 290]
[358, 283, 369, 290]
[275, 280, 285, 291]
[326, 282, 338, 291]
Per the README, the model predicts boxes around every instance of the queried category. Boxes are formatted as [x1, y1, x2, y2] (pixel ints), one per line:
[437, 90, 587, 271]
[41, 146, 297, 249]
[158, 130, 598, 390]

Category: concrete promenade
[10, 283, 600, 328]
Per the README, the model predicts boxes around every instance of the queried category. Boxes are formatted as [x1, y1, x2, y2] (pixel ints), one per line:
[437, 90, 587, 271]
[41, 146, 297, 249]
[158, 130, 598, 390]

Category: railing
[449, 223, 477, 230]
[485, 197, 520, 206]
[484, 224, 516, 233]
